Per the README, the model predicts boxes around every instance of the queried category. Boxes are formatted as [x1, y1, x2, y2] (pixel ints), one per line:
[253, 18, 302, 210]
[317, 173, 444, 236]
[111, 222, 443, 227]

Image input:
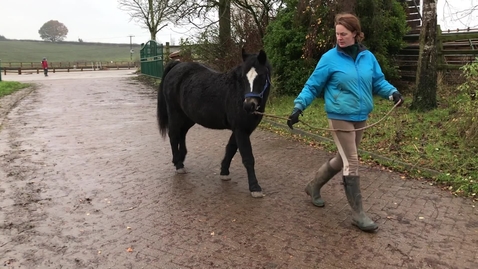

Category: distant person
[41, 57, 48, 77]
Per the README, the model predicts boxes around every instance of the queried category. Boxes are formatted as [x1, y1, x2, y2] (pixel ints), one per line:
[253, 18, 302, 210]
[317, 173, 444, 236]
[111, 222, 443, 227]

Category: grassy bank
[0, 81, 30, 98]
[261, 92, 477, 199]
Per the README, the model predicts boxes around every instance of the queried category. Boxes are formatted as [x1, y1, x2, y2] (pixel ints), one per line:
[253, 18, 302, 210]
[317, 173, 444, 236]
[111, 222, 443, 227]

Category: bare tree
[411, 0, 438, 111]
[118, 0, 185, 41]
[233, 0, 284, 38]
[173, 0, 283, 39]
[169, 0, 281, 67]
[172, 0, 231, 42]
[442, 0, 478, 28]
[172, 0, 218, 29]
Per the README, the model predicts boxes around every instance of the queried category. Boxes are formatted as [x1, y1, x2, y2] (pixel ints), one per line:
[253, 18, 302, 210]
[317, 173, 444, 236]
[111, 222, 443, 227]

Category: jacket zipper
[355, 53, 362, 113]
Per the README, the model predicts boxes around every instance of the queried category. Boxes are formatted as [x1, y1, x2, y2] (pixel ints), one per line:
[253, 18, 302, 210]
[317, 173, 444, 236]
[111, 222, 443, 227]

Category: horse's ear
[257, 50, 267, 65]
[242, 48, 248, 61]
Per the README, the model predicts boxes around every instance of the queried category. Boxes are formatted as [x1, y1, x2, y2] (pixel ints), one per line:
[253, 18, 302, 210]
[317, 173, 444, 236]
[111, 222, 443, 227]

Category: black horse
[157, 49, 272, 198]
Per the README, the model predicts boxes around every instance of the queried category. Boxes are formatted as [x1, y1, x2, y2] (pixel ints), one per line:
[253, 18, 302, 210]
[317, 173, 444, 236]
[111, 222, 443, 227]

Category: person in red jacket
[41, 57, 48, 76]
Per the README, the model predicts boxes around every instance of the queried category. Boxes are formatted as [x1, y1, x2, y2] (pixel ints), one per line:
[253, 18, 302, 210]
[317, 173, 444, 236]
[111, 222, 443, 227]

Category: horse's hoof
[175, 168, 187, 174]
[251, 191, 265, 198]
[220, 175, 231, 181]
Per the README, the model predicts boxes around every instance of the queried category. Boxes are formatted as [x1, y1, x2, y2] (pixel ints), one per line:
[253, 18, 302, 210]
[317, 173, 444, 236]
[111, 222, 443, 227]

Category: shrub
[264, 0, 331, 96]
[263, 0, 409, 96]
[456, 58, 478, 144]
[355, 0, 409, 80]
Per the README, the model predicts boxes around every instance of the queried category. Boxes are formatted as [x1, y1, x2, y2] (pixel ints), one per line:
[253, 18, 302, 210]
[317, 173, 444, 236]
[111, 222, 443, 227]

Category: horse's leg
[234, 130, 264, 198]
[167, 112, 187, 173]
[168, 128, 183, 172]
[220, 133, 238, 181]
[176, 120, 195, 173]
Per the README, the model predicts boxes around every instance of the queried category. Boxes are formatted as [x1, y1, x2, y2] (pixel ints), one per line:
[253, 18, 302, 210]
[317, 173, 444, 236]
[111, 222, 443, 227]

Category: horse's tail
[157, 60, 181, 138]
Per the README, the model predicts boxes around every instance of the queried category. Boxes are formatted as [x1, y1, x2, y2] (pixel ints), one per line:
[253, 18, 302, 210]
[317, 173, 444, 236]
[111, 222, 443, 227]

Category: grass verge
[132, 75, 161, 89]
[0, 81, 31, 98]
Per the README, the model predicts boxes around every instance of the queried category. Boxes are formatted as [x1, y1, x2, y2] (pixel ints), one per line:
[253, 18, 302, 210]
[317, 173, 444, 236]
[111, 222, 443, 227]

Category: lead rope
[253, 101, 401, 132]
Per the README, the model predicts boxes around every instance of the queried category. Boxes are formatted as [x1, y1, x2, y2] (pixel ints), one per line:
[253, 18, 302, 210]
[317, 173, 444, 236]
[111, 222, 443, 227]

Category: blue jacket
[294, 45, 398, 121]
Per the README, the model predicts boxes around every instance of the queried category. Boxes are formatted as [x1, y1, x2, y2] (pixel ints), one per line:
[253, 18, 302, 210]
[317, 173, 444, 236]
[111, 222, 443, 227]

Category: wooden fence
[1, 61, 138, 75]
[396, 27, 478, 82]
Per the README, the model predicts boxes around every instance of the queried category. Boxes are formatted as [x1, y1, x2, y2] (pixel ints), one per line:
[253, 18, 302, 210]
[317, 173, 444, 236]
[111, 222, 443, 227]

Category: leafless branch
[442, 0, 478, 28]
[118, 0, 186, 40]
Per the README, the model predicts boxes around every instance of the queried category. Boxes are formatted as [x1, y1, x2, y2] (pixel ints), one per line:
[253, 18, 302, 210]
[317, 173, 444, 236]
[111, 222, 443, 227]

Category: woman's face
[335, 24, 356, 47]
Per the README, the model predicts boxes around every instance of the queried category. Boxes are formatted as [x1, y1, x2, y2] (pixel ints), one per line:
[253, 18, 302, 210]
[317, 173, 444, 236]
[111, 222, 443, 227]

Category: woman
[287, 13, 404, 232]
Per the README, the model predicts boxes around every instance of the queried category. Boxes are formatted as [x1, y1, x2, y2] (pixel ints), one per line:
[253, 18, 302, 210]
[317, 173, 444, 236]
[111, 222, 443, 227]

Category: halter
[244, 74, 271, 99]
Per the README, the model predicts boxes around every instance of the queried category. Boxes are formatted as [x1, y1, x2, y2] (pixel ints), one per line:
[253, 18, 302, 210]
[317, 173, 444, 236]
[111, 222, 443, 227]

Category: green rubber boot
[304, 160, 341, 207]
[343, 176, 378, 232]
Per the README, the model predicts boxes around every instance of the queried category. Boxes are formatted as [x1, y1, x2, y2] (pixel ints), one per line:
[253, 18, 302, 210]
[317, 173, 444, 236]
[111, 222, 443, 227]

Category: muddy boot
[304, 160, 340, 207]
[343, 176, 378, 232]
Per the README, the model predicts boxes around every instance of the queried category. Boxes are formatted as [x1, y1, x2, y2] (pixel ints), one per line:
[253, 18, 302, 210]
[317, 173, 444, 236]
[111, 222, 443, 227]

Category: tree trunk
[410, 0, 437, 111]
[149, 0, 156, 40]
[218, 0, 231, 56]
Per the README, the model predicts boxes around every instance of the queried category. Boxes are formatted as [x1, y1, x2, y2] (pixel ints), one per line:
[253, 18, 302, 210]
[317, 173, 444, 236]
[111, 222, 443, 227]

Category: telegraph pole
[128, 35, 135, 61]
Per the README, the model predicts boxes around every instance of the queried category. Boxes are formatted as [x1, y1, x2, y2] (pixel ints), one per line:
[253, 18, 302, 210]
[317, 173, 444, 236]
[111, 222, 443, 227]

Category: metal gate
[140, 40, 163, 78]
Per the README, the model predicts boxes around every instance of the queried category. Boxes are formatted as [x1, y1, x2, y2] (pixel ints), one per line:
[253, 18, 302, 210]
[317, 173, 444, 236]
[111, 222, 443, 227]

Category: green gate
[140, 40, 164, 78]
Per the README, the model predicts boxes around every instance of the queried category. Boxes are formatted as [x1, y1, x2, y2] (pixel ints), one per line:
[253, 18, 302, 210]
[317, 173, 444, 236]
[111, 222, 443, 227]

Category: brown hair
[335, 13, 364, 42]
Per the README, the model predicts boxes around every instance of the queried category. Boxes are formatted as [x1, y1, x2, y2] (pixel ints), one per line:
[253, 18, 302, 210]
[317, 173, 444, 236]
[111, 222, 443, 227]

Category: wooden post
[436, 24, 444, 69]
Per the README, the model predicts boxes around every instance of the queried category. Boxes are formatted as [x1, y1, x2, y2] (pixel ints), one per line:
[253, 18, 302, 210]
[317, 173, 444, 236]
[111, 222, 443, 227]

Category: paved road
[0, 71, 476, 268]
[1, 69, 136, 82]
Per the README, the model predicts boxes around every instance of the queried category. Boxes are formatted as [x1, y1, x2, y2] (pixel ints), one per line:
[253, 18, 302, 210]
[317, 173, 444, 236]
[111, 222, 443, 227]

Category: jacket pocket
[332, 87, 343, 101]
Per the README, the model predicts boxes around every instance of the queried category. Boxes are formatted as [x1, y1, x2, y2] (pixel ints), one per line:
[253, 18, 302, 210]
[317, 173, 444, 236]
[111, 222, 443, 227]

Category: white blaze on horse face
[246, 67, 258, 93]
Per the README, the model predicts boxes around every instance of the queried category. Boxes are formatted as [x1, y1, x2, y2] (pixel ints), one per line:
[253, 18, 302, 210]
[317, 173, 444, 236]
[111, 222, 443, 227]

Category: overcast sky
[437, 0, 478, 30]
[0, 0, 193, 44]
[0, 0, 476, 44]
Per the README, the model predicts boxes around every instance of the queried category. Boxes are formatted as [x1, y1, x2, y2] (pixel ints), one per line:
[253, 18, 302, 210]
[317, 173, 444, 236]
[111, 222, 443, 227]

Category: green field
[0, 40, 143, 62]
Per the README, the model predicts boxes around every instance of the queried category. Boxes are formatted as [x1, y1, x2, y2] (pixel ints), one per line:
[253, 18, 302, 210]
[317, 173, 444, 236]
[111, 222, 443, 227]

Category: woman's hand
[287, 108, 302, 129]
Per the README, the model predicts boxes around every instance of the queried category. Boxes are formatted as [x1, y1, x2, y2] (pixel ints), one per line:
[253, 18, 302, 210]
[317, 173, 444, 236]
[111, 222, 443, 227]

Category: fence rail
[396, 26, 478, 82]
[1, 61, 138, 75]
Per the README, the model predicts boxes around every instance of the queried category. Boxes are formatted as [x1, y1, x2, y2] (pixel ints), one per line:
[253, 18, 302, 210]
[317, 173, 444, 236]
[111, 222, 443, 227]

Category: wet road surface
[0, 71, 477, 268]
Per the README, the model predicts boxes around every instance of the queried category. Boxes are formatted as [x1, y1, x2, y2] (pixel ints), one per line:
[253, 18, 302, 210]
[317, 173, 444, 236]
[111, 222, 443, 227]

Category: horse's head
[241, 49, 271, 113]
